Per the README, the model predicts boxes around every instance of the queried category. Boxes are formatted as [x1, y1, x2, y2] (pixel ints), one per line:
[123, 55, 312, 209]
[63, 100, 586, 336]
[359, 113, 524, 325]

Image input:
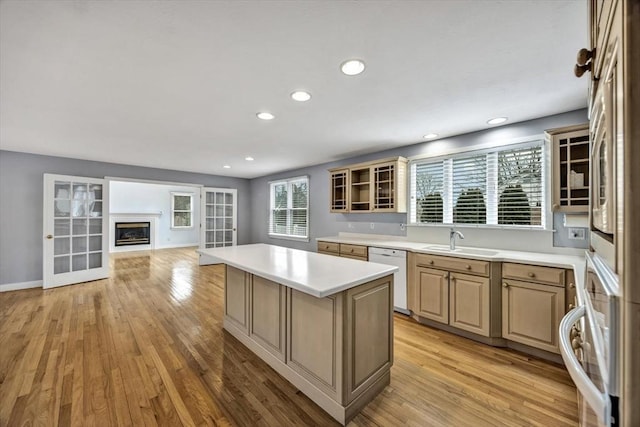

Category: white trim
[105, 176, 203, 188]
[408, 134, 544, 163]
[171, 192, 194, 229]
[156, 242, 199, 249]
[110, 214, 159, 253]
[268, 174, 309, 185]
[0, 280, 43, 292]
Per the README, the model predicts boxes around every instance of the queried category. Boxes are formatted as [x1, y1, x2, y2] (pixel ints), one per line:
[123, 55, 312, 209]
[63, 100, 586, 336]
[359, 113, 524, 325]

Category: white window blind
[410, 141, 545, 228]
[269, 176, 309, 240]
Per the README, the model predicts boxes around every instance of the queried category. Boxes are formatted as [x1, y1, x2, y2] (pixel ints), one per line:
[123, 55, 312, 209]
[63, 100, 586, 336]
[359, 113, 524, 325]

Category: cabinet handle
[503, 282, 509, 288]
[46, 234, 53, 239]
[528, 272, 535, 278]
[465, 264, 471, 270]
[350, 249, 354, 253]
[574, 62, 592, 78]
[576, 48, 593, 65]
[570, 326, 580, 340]
[428, 260, 434, 265]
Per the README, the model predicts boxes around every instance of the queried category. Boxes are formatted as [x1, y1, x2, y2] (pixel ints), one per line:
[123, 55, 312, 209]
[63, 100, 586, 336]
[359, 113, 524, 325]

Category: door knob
[46, 234, 53, 239]
[574, 62, 592, 78]
[576, 48, 593, 65]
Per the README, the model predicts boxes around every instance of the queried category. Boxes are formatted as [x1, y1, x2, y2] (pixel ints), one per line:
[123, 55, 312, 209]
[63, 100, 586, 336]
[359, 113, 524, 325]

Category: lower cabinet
[414, 267, 449, 323]
[501, 279, 565, 354]
[449, 272, 490, 336]
[413, 265, 491, 337]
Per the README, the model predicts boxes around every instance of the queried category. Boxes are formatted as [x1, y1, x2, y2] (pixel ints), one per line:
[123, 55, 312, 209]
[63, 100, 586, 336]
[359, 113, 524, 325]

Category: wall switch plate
[370, 222, 375, 229]
[568, 228, 586, 240]
[400, 223, 405, 231]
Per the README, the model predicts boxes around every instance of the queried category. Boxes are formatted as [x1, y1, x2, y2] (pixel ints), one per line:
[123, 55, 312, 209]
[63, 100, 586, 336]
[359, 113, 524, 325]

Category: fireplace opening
[115, 222, 151, 246]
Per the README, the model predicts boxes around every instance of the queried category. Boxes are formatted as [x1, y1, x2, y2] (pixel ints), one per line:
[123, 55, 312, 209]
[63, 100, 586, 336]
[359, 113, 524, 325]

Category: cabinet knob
[571, 337, 582, 350]
[576, 48, 593, 65]
[46, 234, 53, 239]
[574, 62, 592, 78]
[350, 249, 354, 253]
[570, 283, 575, 289]
[428, 260, 434, 265]
[503, 282, 509, 288]
[570, 326, 580, 340]
[569, 303, 575, 309]
[465, 264, 471, 270]
[443, 273, 449, 279]
[528, 272, 535, 278]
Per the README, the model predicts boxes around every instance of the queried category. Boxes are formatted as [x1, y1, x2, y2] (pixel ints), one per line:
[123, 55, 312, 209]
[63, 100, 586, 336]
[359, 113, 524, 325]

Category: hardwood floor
[0, 247, 578, 426]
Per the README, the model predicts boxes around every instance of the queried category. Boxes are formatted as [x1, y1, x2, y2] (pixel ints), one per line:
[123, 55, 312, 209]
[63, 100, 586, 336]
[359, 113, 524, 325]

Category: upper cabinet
[329, 157, 407, 213]
[546, 124, 590, 213]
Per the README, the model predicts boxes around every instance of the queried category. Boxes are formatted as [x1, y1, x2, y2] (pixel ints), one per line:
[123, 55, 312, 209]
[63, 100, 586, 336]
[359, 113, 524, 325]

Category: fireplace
[115, 222, 151, 246]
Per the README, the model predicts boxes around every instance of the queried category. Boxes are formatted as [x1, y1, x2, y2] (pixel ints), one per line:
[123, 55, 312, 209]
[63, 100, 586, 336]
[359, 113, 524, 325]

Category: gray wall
[250, 109, 590, 252]
[0, 150, 250, 285]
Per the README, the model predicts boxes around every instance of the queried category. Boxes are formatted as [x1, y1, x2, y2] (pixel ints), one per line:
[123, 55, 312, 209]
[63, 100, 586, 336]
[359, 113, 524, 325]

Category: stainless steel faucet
[449, 228, 464, 250]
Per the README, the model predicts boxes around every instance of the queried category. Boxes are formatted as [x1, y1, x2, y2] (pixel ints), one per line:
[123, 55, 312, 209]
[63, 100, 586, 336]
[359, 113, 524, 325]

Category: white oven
[560, 252, 620, 426]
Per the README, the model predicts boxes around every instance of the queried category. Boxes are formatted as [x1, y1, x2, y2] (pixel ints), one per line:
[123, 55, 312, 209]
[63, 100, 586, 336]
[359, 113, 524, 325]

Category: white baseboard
[155, 242, 199, 249]
[0, 280, 43, 292]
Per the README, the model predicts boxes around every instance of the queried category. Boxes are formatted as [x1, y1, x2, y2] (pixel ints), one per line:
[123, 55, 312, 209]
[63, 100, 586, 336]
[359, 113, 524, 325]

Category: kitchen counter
[197, 243, 394, 424]
[316, 235, 586, 288]
[197, 243, 397, 298]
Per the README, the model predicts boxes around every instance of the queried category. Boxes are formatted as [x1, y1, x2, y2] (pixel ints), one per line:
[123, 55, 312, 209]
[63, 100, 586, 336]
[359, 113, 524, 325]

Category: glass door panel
[44, 174, 108, 288]
[200, 187, 237, 265]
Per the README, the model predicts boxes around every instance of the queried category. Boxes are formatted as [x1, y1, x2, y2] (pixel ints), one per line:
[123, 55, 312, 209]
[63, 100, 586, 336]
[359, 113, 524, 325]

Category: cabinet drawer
[414, 253, 489, 277]
[502, 263, 565, 287]
[317, 241, 339, 254]
[340, 244, 368, 259]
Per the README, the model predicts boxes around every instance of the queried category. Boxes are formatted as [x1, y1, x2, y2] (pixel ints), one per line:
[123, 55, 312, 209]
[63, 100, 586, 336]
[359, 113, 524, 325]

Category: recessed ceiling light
[245, 156, 254, 161]
[223, 165, 231, 169]
[291, 91, 312, 102]
[256, 112, 275, 120]
[340, 59, 365, 76]
[423, 133, 439, 140]
[487, 117, 508, 125]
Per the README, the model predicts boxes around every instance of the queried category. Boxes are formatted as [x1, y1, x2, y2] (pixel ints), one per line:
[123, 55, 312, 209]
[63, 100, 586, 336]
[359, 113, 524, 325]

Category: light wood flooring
[0, 247, 578, 426]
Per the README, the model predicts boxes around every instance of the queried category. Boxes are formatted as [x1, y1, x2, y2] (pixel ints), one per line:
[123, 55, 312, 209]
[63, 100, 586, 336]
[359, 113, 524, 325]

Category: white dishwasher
[368, 247, 408, 314]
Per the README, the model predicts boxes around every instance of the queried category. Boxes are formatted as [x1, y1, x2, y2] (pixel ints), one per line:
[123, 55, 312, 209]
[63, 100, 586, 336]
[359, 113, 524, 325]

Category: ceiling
[0, 1, 588, 179]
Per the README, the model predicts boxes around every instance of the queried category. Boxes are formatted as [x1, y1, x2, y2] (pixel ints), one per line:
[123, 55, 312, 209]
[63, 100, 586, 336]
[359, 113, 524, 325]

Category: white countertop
[197, 243, 398, 298]
[317, 235, 586, 289]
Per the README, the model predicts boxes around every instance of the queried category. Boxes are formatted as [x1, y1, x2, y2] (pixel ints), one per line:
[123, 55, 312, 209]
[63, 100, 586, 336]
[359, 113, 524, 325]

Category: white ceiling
[0, 0, 588, 179]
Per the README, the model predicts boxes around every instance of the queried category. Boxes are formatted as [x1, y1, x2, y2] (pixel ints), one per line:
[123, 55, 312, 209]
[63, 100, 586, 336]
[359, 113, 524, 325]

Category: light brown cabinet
[330, 169, 349, 212]
[547, 123, 590, 212]
[409, 253, 494, 337]
[501, 263, 567, 354]
[317, 241, 368, 261]
[328, 157, 407, 213]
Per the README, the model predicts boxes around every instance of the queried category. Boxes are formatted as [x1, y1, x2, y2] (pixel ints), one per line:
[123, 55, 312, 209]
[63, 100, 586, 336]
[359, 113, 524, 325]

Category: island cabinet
[328, 157, 407, 213]
[501, 263, 567, 354]
[204, 244, 397, 426]
[408, 252, 501, 338]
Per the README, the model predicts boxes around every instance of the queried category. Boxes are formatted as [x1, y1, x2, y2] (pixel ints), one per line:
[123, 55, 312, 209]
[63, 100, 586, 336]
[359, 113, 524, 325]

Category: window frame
[171, 192, 194, 229]
[408, 138, 549, 230]
[268, 175, 310, 242]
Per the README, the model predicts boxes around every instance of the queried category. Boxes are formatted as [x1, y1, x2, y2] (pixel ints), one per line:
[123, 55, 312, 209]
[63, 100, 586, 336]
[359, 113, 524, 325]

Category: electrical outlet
[348, 222, 354, 229]
[400, 223, 405, 231]
[568, 228, 586, 240]
[370, 222, 375, 230]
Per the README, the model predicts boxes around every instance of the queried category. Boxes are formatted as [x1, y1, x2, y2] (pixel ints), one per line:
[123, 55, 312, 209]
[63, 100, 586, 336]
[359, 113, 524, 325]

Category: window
[269, 176, 309, 240]
[410, 142, 545, 228]
[171, 192, 193, 228]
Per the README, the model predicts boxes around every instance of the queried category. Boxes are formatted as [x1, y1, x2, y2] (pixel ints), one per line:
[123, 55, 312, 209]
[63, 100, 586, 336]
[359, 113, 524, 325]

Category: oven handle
[559, 305, 609, 425]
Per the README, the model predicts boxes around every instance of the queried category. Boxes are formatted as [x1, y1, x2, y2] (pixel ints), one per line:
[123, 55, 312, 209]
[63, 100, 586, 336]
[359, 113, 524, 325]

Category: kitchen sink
[421, 245, 499, 257]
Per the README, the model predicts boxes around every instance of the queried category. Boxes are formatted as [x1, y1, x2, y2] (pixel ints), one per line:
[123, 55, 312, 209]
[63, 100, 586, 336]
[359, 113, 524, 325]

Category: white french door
[43, 174, 109, 288]
[199, 187, 237, 265]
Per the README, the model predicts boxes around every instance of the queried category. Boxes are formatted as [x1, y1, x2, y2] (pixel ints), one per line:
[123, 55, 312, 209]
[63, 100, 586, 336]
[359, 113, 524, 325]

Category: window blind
[269, 177, 309, 239]
[409, 141, 545, 228]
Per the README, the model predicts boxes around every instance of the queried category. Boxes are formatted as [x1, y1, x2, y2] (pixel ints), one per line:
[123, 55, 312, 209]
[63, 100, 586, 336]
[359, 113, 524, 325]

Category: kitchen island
[197, 244, 397, 425]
